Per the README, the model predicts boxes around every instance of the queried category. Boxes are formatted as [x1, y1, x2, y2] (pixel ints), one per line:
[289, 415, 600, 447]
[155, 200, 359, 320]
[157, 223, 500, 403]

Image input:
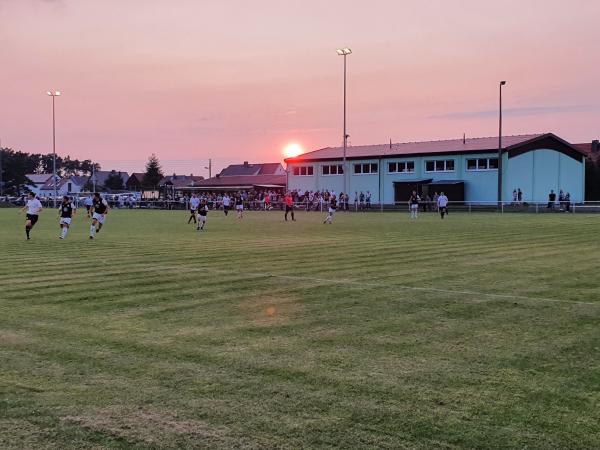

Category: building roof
[25, 173, 53, 184]
[219, 162, 284, 176]
[39, 175, 88, 191]
[91, 170, 129, 187]
[573, 142, 600, 162]
[159, 174, 205, 188]
[188, 174, 286, 189]
[284, 134, 587, 162]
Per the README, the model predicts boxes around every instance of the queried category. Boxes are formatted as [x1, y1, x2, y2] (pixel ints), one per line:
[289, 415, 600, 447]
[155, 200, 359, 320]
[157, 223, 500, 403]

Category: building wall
[506, 149, 584, 203]
[288, 148, 584, 203]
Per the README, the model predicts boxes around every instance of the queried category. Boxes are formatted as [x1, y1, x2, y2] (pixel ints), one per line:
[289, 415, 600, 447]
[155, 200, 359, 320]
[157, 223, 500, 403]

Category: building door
[393, 180, 432, 203]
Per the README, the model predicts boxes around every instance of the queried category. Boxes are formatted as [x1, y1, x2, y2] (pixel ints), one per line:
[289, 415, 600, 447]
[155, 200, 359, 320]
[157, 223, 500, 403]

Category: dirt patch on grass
[239, 295, 304, 327]
[0, 329, 30, 346]
[62, 408, 229, 444]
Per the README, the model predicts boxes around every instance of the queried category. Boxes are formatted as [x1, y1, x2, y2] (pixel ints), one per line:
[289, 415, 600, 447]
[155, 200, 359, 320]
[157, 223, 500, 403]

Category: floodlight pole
[337, 48, 352, 197]
[47, 91, 60, 208]
[497, 81, 506, 209]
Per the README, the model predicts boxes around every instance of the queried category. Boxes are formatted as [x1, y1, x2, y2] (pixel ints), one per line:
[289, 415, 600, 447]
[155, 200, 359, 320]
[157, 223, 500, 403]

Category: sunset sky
[1, 0, 599, 176]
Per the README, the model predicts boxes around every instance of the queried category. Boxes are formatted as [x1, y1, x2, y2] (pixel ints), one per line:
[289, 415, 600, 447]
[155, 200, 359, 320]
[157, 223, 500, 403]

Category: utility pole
[92, 164, 96, 192]
[497, 81, 507, 209]
[205, 158, 212, 178]
[0, 138, 3, 197]
[47, 91, 61, 208]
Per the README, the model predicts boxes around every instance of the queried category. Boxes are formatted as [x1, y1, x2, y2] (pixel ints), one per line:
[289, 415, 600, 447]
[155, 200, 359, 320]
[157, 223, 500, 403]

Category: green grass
[1, 208, 599, 449]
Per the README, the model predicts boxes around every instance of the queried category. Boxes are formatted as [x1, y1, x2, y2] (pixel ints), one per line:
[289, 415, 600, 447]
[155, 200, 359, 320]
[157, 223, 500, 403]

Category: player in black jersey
[58, 195, 77, 239]
[324, 195, 337, 224]
[89, 192, 109, 239]
[409, 190, 420, 219]
[196, 200, 208, 231]
[235, 194, 244, 219]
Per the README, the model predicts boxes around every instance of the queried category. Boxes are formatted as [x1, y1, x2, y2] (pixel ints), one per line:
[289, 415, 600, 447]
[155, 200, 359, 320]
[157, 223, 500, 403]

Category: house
[219, 162, 285, 177]
[38, 175, 86, 197]
[188, 174, 286, 192]
[159, 174, 205, 189]
[25, 173, 55, 195]
[125, 172, 146, 191]
[285, 133, 588, 204]
[89, 170, 129, 191]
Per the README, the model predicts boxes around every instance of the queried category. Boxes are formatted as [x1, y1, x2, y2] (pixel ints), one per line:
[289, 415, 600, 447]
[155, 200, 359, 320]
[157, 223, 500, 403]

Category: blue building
[285, 133, 587, 204]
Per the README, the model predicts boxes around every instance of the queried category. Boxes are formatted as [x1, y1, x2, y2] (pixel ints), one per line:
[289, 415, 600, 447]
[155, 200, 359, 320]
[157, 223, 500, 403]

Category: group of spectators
[547, 189, 572, 212]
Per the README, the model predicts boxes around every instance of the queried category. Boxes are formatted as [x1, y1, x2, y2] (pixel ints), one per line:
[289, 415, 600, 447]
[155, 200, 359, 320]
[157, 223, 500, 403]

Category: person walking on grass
[188, 193, 200, 224]
[284, 192, 296, 221]
[196, 199, 208, 231]
[437, 191, 449, 219]
[21, 192, 42, 240]
[222, 193, 231, 216]
[89, 192, 109, 240]
[58, 195, 76, 239]
[324, 195, 337, 224]
[409, 190, 420, 219]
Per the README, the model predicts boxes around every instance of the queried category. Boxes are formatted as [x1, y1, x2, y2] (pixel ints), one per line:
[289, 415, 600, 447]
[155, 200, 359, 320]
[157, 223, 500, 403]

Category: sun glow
[283, 142, 303, 158]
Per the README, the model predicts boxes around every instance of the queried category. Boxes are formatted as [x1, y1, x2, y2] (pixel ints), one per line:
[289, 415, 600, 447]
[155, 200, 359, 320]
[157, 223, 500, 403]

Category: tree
[104, 170, 125, 191]
[142, 154, 164, 189]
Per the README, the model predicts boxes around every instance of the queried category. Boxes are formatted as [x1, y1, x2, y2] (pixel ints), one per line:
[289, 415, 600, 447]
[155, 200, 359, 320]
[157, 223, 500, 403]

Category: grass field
[1, 208, 599, 449]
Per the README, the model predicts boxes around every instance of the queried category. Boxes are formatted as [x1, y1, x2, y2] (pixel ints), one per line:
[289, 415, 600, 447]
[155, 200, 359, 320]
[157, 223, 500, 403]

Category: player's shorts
[410, 203, 419, 210]
[59, 217, 72, 226]
[197, 215, 207, 222]
[85, 205, 91, 212]
[328, 208, 336, 214]
[92, 212, 106, 224]
[285, 205, 293, 212]
[439, 206, 447, 213]
[26, 214, 39, 226]
[236, 204, 244, 211]
[190, 208, 197, 214]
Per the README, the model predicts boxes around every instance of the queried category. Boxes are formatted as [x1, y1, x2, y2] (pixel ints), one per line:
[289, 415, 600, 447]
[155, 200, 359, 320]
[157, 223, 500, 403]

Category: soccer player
[284, 192, 295, 221]
[235, 194, 244, 219]
[21, 192, 42, 240]
[89, 192, 109, 239]
[222, 193, 231, 216]
[408, 190, 420, 219]
[188, 193, 200, 224]
[58, 195, 76, 239]
[323, 195, 337, 224]
[196, 199, 208, 231]
[437, 191, 449, 219]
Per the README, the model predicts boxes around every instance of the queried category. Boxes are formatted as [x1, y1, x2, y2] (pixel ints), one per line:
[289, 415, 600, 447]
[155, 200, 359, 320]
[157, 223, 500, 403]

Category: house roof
[159, 174, 205, 188]
[90, 171, 129, 187]
[573, 143, 600, 162]
[188, 174, 286, 189]
[284, 134, 586, 162]
[127, 172, 146, 181]
[26, 173, 53, 184]
[219, 162, 283, 176]
[39, 175, 88, 191]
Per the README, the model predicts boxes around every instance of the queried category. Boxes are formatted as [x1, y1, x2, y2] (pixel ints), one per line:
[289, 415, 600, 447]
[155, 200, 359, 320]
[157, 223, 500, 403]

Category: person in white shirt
[437, 192, 449, 219]
[188, 193, 200, 224]
[222, 194, 231, 216]
[84, 195, 94, 217]
[21, 192, 43, 240]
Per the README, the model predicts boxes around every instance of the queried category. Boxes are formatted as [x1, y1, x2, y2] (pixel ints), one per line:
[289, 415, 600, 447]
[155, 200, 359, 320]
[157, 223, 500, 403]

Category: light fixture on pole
[336, 47, 352, 197]
[497, 81, 506, 209]
[47, 90, 61, 208]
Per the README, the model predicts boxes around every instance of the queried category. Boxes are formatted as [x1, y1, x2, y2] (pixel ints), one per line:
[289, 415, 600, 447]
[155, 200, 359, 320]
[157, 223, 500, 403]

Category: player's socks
[25, 226, 30, 239]
[90, 224, 96, 238]
[61, 227, 68, 239]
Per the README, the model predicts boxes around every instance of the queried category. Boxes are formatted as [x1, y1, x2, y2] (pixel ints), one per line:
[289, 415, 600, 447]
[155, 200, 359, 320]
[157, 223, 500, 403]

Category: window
[425, 159, 455, 172]
[322, 165, 344, 175]
[466, 157, 499, 171]
[388, 161, 415, 173]
[293, 166, 314, 176]
[354, 163, 378, 174]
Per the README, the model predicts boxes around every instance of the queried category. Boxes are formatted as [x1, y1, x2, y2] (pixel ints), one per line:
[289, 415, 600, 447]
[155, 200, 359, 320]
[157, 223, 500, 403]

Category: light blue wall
[288, 148, 584, 203]
[506, 149, 584, 202]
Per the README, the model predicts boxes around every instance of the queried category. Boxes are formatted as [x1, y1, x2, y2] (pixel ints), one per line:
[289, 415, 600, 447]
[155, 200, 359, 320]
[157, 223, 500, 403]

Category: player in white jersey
[58, 195, 77, 239]
[222, 194, 231, 216]
[437, 192, 449, 219]
[188, 193, 200, 224]
[323, 195, 337, 224]
[21, 192, 43, 240]
[408, 191, 420, 219]
[196, 200, 209, 231]
[89, 193, 110, 239]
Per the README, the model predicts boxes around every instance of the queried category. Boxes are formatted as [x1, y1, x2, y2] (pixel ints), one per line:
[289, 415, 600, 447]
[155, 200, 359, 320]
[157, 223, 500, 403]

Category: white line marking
[152, 265, 599, 307]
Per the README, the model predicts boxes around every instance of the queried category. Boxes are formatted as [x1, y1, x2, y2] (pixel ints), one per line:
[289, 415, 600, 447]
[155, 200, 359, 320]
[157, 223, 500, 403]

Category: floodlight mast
[336, 47, 352, 196]
[47, 90, 61, 208]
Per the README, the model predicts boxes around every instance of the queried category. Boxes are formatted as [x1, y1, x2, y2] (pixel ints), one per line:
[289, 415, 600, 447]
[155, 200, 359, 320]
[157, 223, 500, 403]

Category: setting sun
[283, 142, 303, 159]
